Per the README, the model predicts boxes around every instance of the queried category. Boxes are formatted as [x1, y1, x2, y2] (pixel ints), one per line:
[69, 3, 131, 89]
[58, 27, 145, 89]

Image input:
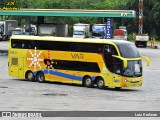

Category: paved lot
[0, 42, 160, 119]
[0, 41, 8, 51]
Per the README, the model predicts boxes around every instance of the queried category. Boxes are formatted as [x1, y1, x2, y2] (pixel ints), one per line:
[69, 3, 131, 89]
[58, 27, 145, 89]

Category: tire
[25, 71, 35, 82]
[83, 76, 94, 88]
[36, 72, 45, 83]
[96, 77, 105, 89]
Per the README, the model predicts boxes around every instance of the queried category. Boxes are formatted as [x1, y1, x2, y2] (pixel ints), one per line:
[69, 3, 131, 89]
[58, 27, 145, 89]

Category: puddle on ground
[0, 86, 8, 88]
[43, 93, 68, 96]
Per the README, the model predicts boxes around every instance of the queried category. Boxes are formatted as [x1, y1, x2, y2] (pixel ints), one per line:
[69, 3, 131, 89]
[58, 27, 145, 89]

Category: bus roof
[10, 35, 131, 45]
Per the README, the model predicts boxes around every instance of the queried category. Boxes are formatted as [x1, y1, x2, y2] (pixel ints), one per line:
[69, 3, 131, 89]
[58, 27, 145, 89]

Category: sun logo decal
[26, 47, 44, 72]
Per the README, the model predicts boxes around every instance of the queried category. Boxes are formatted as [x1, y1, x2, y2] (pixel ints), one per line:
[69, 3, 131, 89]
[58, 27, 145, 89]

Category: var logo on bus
[71, 53, 84, 59]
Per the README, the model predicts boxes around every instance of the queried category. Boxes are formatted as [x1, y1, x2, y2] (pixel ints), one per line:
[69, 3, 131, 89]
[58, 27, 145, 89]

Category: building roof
[0, 9, 136, 18]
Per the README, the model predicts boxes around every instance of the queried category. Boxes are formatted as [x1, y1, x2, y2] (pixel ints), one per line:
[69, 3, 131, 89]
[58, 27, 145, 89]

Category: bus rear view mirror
[140, 56, 150, 66]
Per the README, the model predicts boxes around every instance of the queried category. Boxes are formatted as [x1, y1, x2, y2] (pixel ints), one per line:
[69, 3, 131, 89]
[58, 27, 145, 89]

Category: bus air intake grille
[12, 58, 18, 65]
[130, 81, 139, 83]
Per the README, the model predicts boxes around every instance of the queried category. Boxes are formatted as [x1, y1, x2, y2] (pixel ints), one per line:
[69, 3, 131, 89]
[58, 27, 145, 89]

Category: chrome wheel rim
[85, 78, 92, 86]
[98, 79, 104, 88]
[39, 74, 44, 82]
[28, 73, 33, 80]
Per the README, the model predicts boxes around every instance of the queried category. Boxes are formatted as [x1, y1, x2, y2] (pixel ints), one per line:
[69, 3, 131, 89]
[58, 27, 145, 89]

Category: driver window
[103, 44, 118, 72]
[103, 45, 118, 55]
[103, 45, 111, 53]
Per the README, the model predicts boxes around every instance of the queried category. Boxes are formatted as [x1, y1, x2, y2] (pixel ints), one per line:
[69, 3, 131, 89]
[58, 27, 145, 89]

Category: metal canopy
[0, 9, 136, 18]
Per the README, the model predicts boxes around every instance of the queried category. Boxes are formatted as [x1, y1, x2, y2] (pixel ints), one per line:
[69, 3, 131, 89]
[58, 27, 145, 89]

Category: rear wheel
[96, 77, 105, 89]
[83, 76, 94, 88]
[25, 71, 35, 82]
[36, 72, 45, 83]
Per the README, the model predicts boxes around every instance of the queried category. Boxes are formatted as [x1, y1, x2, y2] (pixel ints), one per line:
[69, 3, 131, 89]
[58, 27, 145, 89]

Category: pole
[139, 0, 143, 35]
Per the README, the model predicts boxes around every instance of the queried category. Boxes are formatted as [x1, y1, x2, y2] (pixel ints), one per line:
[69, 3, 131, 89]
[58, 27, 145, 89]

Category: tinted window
[103, 45, 118, 55]
[11, 39, 36, 49]
[118, 43, 140, 58]
[44, 59, 100, 73]
[11, 39, 105, 53]
[38, 41, 54, 50]
[103, 45, 118, 72]
[12, 39, 118, 54]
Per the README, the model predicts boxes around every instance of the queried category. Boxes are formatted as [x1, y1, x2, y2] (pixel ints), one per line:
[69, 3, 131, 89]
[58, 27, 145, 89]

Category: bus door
[9, 57, 24, 78]
[18, 57, 24, 78]
[9, 57, 19, 78]
[112, 57, 122, 87]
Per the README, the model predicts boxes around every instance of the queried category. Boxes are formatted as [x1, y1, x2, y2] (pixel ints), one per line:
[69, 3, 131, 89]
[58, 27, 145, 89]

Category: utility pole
[135, 0, 149, 47]
[139, 0, 143, 35]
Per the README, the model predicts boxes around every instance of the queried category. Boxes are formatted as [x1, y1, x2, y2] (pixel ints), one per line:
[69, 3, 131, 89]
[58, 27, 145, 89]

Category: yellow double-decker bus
[8, 36, 150, 89]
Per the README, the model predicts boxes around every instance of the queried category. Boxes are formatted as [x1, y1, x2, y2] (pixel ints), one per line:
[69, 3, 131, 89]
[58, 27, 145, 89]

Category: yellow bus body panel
[8, 36, 144, 88]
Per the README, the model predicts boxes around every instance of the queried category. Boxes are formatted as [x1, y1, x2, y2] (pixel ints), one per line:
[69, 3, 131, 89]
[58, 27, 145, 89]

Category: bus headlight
[124, 80, 129, 82]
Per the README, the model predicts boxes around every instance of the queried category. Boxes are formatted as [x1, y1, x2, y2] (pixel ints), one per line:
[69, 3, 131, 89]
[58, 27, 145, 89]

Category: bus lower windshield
[122, 60, 142, 77]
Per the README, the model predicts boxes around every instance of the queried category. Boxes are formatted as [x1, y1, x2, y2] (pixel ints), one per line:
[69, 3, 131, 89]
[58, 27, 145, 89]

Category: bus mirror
[112, 55, 127, 68]
[141, 56, 150, 66]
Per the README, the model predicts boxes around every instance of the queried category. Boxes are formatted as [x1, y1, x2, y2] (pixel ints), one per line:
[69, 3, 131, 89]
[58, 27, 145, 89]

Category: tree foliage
[5, 0, 160, 38]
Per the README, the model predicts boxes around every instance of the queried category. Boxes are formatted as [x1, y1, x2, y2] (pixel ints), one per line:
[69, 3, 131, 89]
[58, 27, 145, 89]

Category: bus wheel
[36, 72, 45, 83]
[25, 71, 35, 82]
[96, 77, 105, 89]
[83, 76, 94, 88]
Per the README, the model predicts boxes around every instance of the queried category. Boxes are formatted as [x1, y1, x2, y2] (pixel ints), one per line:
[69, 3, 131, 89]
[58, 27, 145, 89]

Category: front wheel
[83, 76, 94, 88]
[36, 72, 45, 83]
[96, 77, 105, 89]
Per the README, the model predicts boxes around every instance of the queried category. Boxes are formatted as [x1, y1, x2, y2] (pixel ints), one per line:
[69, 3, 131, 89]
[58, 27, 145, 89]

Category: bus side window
[110, 45, 118, 55]
[22, 41, 28, 49]
[29, 41, 37, 49]
[12, 41, 17, 48]
[113, 58, 121, 74]
[103, 45, 111, 53]
[75, 43, 81, 52]
[103, 45, 118, 72]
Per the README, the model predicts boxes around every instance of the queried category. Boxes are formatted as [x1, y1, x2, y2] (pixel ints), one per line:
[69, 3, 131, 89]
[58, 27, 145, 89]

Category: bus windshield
[122, 60, 142, 77]
[117, 43, 140, 58]
[110, 41, 142, 77]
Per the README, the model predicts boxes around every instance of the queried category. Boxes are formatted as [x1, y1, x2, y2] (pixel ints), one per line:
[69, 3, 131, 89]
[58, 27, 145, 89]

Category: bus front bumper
[121, 77, 143, 88]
